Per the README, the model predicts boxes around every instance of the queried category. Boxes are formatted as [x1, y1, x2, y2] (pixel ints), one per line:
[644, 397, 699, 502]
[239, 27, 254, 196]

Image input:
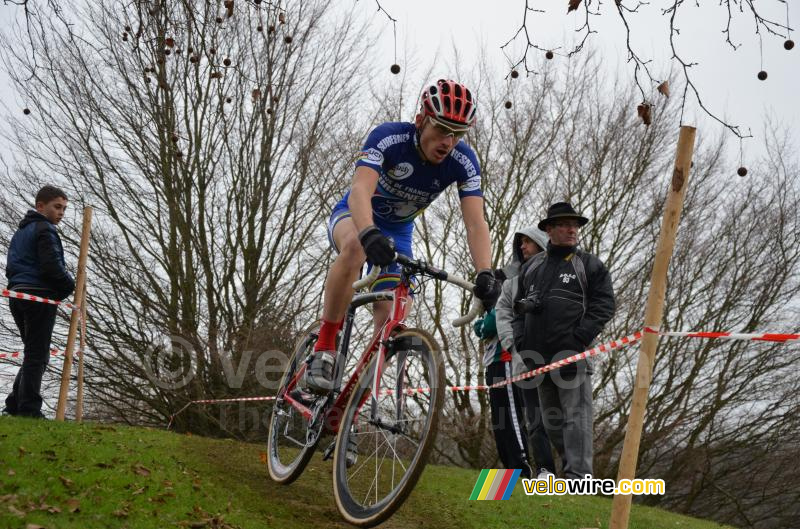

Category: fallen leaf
[47, 505, 61, 513]
[8, 505, 25, 517]
[568, 0, 582, 12]
[65, 498, 80, 513]
[42, 450, 57, 461]
[657, 80, 670, 97]
[26, 524, 47, 529]
[59, 475, 74, 488]
[259, 452, 267, 464]
[18, 446, 28, 458]
[132, 464, 151, 477]
[163, 480, 173, 487]
[192, 479, 202, 491]
[112, 508, 129, 518]
[131, 487, 146, 496]
[7, 469, 15, 476]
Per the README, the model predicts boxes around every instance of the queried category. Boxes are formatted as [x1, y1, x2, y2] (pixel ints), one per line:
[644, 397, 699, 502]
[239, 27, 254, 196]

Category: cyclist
[304, 79, 501, 394]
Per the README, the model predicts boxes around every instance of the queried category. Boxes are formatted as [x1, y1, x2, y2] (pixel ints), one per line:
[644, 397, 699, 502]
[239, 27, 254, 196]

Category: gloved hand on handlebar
[358, 226, 395, 267]
[473, 268, 501, 309]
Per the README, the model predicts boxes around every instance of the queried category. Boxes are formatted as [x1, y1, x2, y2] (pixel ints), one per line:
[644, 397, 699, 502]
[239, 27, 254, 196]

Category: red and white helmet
[419, 79, 477, 130]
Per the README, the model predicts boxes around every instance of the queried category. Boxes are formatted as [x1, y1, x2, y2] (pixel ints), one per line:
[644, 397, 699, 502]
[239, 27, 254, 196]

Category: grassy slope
[0, 417, 732, 529]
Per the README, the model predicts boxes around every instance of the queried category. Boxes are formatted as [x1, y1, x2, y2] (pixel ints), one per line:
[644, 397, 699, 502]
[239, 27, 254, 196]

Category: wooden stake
[75, 283, 87, 422]
[609, 126, 696, 529]
[56, 206, 93, 421]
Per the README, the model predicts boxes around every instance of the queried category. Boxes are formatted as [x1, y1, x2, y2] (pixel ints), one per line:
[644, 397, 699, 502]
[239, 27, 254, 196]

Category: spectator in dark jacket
[3, 185, 75, 418]
[500, 202, 615, 479]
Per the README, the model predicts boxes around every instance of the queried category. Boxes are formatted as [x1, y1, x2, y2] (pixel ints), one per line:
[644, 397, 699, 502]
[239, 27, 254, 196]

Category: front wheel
[332, 328, 444, 527]
[267, 322, 325, 484]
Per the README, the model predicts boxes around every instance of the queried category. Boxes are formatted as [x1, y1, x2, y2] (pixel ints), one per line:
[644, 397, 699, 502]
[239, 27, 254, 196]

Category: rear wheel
[332, 328, 444, 526]
[267, 322, 326, 484]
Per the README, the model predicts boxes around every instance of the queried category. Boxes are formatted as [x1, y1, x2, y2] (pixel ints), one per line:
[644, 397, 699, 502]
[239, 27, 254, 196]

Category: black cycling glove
[358, 226, 395, 267]
[473, 268, 501, 309]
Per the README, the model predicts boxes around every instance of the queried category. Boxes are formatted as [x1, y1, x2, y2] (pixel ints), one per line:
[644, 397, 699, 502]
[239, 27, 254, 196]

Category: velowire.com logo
[469, 469, 522, 501]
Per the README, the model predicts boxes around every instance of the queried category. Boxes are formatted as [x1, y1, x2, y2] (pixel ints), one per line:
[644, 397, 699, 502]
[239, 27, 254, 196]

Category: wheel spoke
[267, 323, 323, 484]
[333, 330, 443, 525]
[347, 434, 388, 480]
[376, 427, 409, 473]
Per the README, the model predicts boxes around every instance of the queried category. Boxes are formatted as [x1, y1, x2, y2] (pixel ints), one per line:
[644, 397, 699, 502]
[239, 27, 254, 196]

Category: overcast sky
[365, 0, 798, 159]
[1, 1, 797, 164]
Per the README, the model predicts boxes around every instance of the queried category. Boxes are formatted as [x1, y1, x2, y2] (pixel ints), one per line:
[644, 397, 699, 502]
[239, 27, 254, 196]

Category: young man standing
[3, 185, 75, 418]
[305, 79, 501, 393]
[475, 226, 556, 479]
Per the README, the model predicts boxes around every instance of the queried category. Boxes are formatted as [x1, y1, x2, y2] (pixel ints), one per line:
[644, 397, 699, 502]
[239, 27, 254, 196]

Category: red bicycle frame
[282, 280, 413, 435]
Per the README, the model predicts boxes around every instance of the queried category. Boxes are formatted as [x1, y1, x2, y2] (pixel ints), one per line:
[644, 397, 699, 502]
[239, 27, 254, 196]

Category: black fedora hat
[538, 202, 589, 231]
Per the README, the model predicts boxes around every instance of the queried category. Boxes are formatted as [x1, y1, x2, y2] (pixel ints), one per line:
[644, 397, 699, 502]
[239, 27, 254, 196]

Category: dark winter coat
[5, 210, 75, 300]
[518, 244, 615, 371]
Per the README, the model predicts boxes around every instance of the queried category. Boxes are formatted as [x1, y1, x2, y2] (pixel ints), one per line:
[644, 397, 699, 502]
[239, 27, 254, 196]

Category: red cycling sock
[314, 318, 343, 353]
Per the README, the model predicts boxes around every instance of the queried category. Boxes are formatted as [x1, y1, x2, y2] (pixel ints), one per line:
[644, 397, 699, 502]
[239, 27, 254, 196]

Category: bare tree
[500, 0, 794, 139]
[0, 0, 376, 437]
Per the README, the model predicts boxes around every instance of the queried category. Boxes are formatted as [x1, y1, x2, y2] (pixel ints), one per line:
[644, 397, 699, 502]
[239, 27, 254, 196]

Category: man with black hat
[498, 202, 615, 479]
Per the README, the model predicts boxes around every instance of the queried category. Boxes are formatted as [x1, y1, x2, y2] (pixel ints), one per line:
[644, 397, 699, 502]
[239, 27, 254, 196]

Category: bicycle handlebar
[351, 253, 484, 327]
[352, 265, 381, 291]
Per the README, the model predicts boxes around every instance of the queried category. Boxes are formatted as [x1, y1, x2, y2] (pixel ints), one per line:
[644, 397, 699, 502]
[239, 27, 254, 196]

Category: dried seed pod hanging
[637, 103, 652, 125]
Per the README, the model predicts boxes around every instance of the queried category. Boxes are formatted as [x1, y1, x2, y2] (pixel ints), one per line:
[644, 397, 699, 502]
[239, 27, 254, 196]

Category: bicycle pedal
[289, 387, 319, 407]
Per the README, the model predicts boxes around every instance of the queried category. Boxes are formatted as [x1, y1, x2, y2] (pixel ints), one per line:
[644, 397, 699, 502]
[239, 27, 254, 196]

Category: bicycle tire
[332, 328, 444, 526]
[267, 322, 325, 484]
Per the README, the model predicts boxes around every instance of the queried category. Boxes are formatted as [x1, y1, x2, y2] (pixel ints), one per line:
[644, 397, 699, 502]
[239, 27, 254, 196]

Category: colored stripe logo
[469, 469, 521, 500]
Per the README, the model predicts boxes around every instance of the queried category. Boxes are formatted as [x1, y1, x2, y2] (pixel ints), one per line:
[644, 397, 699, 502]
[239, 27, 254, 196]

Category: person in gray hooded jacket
[474, 225, 555, 479]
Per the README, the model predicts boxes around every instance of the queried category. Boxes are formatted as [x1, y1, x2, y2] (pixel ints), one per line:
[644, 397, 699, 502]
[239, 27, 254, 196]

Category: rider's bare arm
[460, 195, 492, 272]
[347, 166, 380, 232]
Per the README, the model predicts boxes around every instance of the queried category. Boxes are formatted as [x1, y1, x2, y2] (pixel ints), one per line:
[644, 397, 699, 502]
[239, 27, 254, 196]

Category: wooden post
[75, 283, 87, 422]
[56, 206, 92, 421]
[609, 126, 696, 529]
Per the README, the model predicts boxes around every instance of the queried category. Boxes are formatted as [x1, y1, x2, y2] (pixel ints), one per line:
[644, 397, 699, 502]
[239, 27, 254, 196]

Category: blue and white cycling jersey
[333, 122, 483, 225]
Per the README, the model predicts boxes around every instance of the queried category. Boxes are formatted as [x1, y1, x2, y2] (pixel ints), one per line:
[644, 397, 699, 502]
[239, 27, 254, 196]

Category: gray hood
[502, 225, 549, 279]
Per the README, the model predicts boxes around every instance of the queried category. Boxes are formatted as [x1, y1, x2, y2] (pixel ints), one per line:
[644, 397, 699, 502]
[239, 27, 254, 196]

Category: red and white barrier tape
[490, 331, 644, 389]
[382, 384, 490, 396]
[644, 326, 799, 343]
[165, 326, 798, 427]
[1, 288, 78, 311]
[167, 396, 277, 428]
[0, 348, 64, 360]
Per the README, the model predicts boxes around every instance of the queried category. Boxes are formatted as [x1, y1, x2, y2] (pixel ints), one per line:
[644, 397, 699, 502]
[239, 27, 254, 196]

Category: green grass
[0, 416, 734, 529]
